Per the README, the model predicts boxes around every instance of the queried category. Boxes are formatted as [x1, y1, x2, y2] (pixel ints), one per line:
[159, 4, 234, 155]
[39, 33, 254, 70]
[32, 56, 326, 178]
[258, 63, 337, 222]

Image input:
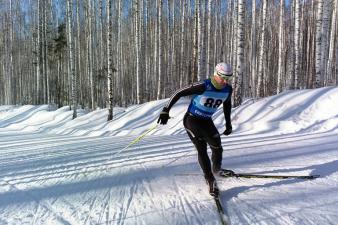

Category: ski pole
[111, 123, 158, 157]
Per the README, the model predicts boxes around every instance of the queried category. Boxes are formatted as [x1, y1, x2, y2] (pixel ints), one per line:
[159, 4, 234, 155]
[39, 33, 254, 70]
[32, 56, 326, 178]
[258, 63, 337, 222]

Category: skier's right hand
[157, 107, 170, 125]
[223, 125, 232, 136]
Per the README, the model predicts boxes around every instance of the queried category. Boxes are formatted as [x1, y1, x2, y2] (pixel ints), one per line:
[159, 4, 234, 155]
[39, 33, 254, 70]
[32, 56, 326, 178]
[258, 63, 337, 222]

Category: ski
[213, 195, 230, 225]
[219, 171, 320, 180]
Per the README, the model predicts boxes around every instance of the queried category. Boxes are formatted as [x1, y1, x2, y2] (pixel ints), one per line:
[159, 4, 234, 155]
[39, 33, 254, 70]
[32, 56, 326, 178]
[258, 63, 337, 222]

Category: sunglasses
[216, 71, 233, 80]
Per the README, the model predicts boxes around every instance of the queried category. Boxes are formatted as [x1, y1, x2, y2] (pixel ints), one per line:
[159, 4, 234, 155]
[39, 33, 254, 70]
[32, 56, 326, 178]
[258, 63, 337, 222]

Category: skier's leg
[203, 120, 223, 173]
[183, 114, 214, 181]
[205, 127, 234, 176]
[209, 134, 223, 173]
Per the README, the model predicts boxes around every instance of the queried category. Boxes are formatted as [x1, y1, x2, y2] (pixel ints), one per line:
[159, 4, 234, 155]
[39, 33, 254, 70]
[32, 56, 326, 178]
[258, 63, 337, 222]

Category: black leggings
[183, 113, 223, 181]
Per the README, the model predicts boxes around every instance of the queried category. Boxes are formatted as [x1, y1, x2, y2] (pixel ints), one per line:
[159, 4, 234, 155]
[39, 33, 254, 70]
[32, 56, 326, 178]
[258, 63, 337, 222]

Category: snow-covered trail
[2, 86, 338, 224]
[1, 129, 338, 225]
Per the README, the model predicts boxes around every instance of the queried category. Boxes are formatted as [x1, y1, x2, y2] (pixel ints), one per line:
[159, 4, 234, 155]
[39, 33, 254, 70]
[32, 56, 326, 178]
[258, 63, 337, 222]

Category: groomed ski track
[1, 130, 338, 225]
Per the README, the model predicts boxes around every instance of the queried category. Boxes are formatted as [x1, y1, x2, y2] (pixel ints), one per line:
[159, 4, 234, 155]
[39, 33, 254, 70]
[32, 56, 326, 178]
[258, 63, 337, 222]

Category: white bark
[256, 0, 267, 97]
[321, 0, 330, 85]
[294, 0, 300, 89]
[118, 0, 123, 103]
[144, 0, 149, 100]
[315, 0, 323, 87]
[232, 0, 238, 73]
[88, 0, 94, 108]
[206, 0, 213, 76]
[179, 0, 186, 87]
[197, 0, 203, 80]
[277, 0, 284, 93]
[251, 0, 257, 96]
[156, 0, 163, 100]
[327, 0, 337, 84]
[192, 0, 198, 82]
[36, 0, 41, 104]
[134, 0, 141, 104]
[76, 0, 81, 105]
[234, 0, 245, 106]
[8, 0, 14, 104]
[67, 0, 77, 118]
[107, 0, 113, 120]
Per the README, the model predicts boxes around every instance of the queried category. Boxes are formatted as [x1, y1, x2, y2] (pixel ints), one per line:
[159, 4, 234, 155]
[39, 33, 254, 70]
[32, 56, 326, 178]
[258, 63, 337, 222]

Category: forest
[0, 0, 337, 119]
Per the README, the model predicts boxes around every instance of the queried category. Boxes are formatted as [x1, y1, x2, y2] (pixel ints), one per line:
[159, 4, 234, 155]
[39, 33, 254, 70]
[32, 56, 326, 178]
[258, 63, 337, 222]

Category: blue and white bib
[187, 79, 231, 119]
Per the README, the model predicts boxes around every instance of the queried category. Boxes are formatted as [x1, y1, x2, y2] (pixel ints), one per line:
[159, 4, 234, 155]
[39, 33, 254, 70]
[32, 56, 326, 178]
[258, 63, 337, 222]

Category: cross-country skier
[157, 62, 234, 197]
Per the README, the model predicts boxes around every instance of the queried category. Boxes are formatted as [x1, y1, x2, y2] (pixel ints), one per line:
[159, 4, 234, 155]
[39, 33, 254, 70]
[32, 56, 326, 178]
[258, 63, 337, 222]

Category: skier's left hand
[223, 125, 232, 136]
[157, 107, 170, 125]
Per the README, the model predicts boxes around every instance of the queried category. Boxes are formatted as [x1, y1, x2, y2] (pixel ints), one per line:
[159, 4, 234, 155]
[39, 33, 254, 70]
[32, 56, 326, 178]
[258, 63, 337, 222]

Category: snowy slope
[1, 86, 338, 225]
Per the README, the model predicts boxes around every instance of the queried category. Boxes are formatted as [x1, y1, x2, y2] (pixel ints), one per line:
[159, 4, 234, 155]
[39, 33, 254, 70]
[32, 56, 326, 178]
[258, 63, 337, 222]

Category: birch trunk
[156, 0, 163, 100]
[277, 0, 284, 93]
[118, 0, 124, 104]
[179, 0, 186, 87]
[256, 0, 267, 97]
[206, 0, 213, 76]
[67, 0, 77, 118]
[143, 0, 149, 100]
[327, 0, 337, 84]
[232, 0, 238, 73]
[315, 0, 323, 87]
[42, 0, 46, 103]
[294, 0, 300, 89]
[134, 0, 141, 104]
[234, 0, 245, 107]
[107, 0, 113, 120]
[154, 0, 158, 99]
[76, 0, 81, 105]
[8, 0, 13, 104]
[321, 0, 330, 85]
[36, 0, 41, 104]
[192, 0, 198, 82]
[197, 0, 203, 80]
[250, 0, 256, 97]
[90, 0, 94, 108]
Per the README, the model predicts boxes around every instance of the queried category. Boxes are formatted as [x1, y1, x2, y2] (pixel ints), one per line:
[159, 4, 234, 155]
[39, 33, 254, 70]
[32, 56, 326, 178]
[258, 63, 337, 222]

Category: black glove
[223, 125, 232, 136]
[157, 107, 170, 125]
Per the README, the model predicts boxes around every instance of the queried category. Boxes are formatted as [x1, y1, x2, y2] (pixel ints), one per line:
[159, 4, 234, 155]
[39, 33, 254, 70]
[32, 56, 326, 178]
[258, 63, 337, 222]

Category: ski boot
[213, 167, 235, 177]
[206, 178, 219, 197]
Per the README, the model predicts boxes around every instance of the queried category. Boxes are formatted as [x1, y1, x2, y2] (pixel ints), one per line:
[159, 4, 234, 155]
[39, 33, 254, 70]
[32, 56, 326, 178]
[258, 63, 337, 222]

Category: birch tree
[234, 0, 245, 106]
[197, 0, 203, 80]
[192, 0, 198, 82]
[87, 0, 95, 108]
[321, 0, 330, 85]
[206, 0, 213, 76]
[156, 0, 163, 100]
[294, 0, 300, 89]
[117, 0, 123, 104]
[76, 0, 81, 105]
[257, 0, 267, 97]
[277, 0, 284, 93]
[107, 0, 113, 120]
[42, 0, 49, 103]
[180, 0, 186, 87]
[250, 0, 257, 96]
[66, 0, 77, 118]
[327, 0, 337, 84]
[134, 0, 141, 104]
[315, 0, 323, 87]
[8, 0, 14, 104]
[1, 0, 337, 107]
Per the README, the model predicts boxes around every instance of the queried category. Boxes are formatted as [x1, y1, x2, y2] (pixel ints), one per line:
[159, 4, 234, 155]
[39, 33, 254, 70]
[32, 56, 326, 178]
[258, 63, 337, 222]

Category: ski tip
[221, 213, 231, 225]
[309, 175, 320, 179]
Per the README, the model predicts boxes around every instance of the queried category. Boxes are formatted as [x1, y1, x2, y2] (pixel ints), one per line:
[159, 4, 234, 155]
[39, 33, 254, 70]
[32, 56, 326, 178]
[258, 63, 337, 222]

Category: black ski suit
[164, 80, 232, 181]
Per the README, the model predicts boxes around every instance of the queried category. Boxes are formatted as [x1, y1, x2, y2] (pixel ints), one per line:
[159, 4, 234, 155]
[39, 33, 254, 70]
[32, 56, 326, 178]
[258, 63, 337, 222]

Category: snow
[1, 86, 338, 225]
